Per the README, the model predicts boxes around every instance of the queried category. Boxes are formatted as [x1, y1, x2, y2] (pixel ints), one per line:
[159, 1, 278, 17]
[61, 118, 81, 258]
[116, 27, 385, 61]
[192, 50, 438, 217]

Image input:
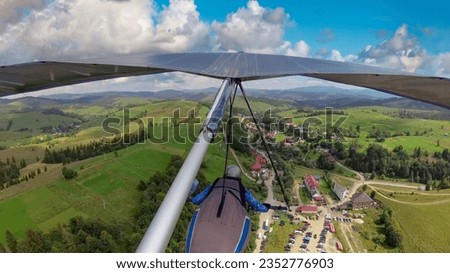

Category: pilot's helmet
[226, 165, 241, 179]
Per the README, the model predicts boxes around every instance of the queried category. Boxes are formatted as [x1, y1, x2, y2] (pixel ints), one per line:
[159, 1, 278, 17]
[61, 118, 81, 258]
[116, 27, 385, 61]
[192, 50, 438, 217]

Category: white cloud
[211, 0, 310, 57]
[354, 24, 450, 77]
[0, 0, 48, 32]
[358, 24, 427, 72]
[0, 0, 210, 65]
[0, 0, 155, 64]
[2, 0, 450, 97]
[152, 0, 210, 52]
[329, 49, 344, 62]
[212, 0, 287, 53]
[284, 41, 310, 57]
[426, 52, 450, 77]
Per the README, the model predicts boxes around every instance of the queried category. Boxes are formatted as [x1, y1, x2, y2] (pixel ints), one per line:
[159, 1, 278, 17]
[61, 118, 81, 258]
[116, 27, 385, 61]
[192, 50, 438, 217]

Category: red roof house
[305, 175, 319, 190]
[255, 155, 267, 164]
[296, 205, 318, 214]
[251, 162, 262, 172]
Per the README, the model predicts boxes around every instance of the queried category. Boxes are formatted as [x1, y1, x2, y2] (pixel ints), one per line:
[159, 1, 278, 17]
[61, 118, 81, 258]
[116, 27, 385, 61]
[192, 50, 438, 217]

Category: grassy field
[369, 186, 450, 252]
[232, 97, 290, 114]
[263, 214, 295, 253]
[0, 116, 197, 245]
[0, 115, 258, 246]
[331, 175, 355, 188]
[1, 98, 449, 252]
[278, 106, 450, 154]
[0, 141, 176, 244]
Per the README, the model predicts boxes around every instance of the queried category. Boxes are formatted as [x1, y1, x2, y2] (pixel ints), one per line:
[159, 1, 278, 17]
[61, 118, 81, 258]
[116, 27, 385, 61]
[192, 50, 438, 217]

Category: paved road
[263, 172, 285, 206]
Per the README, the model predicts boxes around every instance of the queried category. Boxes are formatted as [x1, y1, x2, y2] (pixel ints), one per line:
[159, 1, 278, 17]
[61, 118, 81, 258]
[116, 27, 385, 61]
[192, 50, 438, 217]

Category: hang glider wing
[0, 61, 170, 96]
[0, 52, 449, 109]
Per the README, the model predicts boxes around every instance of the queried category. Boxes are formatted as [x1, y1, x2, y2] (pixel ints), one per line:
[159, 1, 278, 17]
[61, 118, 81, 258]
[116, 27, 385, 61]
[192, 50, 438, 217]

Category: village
[252, 168, 378, 253]
[241, 118, 380, 253]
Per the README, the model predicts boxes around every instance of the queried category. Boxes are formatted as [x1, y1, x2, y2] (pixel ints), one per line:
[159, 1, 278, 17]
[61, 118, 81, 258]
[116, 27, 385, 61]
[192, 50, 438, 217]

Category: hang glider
[0, 52, 449, 109]
[1, 52, 449, 253]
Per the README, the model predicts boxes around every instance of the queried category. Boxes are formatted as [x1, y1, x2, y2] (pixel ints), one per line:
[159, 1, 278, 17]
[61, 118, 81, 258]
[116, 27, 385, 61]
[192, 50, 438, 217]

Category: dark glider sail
[0, 52, 449, 109]
[186, 178, 250, 253]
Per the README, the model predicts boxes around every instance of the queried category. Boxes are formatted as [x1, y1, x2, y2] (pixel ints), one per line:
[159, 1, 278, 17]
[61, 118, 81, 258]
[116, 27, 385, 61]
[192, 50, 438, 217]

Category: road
[263, 172, 286, 206]
[229, 148, 256, 181]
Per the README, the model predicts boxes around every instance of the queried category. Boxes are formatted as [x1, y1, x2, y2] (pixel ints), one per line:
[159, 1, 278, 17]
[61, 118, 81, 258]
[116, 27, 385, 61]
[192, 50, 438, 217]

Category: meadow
[0, 98, 257, 245]
[278, 106, 450, 154]
[367, 185, 450, 252]
[1, 96, 449, 253]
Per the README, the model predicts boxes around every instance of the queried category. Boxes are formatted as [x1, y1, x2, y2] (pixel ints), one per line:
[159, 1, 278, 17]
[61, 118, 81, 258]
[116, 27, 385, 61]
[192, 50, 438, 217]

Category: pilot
[186, 165, 269, 253]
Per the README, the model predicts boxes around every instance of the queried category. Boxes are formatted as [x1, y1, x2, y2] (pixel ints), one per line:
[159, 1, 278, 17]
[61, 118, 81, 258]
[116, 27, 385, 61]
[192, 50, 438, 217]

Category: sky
[1, 0, 450, 96]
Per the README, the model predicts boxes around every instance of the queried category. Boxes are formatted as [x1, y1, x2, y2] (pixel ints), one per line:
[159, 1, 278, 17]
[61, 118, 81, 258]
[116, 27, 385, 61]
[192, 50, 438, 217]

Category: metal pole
[136, 78, 234, 253]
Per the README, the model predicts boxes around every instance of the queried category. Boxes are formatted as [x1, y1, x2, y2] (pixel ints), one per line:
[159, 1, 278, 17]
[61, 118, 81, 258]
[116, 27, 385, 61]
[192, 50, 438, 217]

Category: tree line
[0, 156, 27, 189]
[42, 131, 146, 164]
[378, 207, 403, 249]
[344, 144, 450, 187]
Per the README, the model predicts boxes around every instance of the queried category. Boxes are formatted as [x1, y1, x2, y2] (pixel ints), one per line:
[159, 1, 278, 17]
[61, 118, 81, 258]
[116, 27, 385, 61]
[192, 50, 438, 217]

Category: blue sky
[189, 0, 450, 55]
[1, 0, 450, 94]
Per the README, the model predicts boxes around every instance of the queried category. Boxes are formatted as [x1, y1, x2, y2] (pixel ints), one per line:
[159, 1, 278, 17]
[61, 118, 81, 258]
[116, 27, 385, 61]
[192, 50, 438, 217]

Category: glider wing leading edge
[0, 52, 449, 109]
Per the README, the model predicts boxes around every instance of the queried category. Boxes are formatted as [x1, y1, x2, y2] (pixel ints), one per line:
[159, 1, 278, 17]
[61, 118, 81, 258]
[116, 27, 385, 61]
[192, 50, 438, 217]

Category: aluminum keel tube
[136, 78, 235, 253]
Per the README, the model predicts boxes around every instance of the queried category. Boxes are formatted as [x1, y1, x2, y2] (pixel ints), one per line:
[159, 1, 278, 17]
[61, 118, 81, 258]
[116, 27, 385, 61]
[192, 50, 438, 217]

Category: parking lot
[286, 212, 340, 253]
[255, 205, 364, 253]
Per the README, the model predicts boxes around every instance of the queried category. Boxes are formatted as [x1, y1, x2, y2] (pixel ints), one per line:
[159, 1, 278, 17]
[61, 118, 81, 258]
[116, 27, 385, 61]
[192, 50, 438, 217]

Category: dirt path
[292, 180, 302, 205]
[365, 181, 418, 189]
[229, 148, 256, 181]
[370, 186, 450, 206]
[338, 223, 355, 253]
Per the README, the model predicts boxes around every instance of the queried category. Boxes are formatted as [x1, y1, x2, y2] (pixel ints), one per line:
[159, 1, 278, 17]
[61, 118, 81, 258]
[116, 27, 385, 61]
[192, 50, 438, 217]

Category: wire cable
[237, 81, 291, 209]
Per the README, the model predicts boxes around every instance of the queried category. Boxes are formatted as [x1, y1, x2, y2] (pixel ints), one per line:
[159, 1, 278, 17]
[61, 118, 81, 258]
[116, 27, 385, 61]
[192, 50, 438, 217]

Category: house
[333, 183, 348, 200]
[304, 175, 319, 190]
[246, 122, 259, 134]
[310, 188, 323, 201]
[255, 154, 267, 164]
[304, 175, 323, 202]
[296, 205, 318, 214]
[251, 162, 262, 172]
[282, 137, 296, 146]
[350, 192, 374, 210]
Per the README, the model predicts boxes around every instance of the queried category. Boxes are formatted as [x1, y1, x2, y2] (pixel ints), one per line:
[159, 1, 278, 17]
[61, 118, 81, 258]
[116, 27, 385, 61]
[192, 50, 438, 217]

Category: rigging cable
[237, 80, 291, 210]
[223, 82, 239, 177]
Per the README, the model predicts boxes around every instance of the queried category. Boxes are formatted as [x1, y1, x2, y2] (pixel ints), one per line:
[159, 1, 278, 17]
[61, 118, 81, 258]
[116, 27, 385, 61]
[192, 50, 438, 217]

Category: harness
[208, 177, 246, 218]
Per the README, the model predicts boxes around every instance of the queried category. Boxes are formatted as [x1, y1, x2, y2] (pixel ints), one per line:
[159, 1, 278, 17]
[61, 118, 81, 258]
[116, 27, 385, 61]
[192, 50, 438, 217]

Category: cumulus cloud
[212, 0, 287, 53]
[0, 0, 210, 64]
[284, 41, 310, 57]
[315, 48, 356, 63]
[358, 24, 427, 72]
[211, 0, 309, 56]
[426, 52, 450, 77]
[152, 0, 210, 52]
[0, 0, 48, 32]
[2, 0, 449, 95]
